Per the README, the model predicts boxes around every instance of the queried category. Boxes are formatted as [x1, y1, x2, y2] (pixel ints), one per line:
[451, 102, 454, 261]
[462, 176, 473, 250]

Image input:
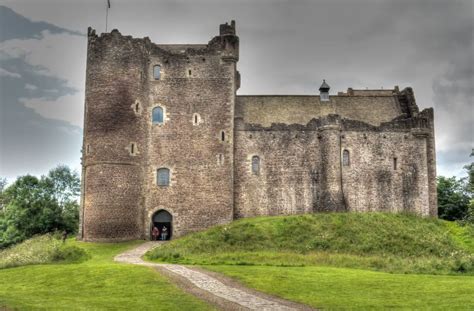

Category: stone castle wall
[80, 23, 239, 241]
[80, 22, 437, 242]
[234, 98, 436, 218]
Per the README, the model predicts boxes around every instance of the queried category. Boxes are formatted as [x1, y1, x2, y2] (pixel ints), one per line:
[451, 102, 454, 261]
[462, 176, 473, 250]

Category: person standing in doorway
[152, 226, 159, 241]
[161, 226, 168, 241]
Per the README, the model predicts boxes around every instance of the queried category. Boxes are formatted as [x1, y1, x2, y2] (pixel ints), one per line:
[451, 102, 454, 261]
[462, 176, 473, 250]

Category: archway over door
[151, 210, 172, 240]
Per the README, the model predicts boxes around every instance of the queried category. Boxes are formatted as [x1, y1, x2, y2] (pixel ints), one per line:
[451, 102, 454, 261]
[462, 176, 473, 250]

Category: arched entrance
[151, 210, 172, 241]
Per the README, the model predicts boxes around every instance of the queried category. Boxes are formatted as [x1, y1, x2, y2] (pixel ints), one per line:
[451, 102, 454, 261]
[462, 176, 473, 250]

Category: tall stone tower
[79, 21, 239, 241]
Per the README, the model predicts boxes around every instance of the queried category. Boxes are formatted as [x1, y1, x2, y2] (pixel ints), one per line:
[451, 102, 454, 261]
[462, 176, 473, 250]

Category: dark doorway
[151, 210, 172, 241]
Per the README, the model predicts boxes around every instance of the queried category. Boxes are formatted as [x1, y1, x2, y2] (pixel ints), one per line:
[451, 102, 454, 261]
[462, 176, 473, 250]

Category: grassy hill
[145, 212, 474, 309]
[147, 212, 474, 275]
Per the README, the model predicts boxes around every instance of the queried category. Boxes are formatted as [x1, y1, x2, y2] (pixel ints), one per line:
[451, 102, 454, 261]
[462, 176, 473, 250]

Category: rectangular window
[157, 168, 170, 186]
[153, 65, 161, 80]
[393, 158, 398, 170]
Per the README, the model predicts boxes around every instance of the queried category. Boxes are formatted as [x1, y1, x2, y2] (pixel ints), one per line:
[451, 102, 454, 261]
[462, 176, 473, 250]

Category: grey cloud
[0, 5, 83, 42]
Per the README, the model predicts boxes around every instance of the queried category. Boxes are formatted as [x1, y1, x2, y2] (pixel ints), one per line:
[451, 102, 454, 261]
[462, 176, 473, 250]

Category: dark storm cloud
[0, 5, 82, 42]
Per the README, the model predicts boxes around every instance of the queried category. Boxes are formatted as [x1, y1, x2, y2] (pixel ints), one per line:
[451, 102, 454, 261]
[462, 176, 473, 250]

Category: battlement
[86, 21, 239, 60]
[338, 86, 400, 96]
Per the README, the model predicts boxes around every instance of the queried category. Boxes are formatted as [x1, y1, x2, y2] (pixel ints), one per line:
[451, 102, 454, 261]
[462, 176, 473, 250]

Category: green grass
[146, 213, 474, 274]
[0, 234, 89, 269]
[205, 265, 474, 310]
[0, 239, 213, 310]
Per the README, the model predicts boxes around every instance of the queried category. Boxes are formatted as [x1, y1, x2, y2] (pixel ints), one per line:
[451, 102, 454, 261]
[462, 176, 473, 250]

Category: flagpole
[105, 2, 108, 32]
[105, 0, 110, 32]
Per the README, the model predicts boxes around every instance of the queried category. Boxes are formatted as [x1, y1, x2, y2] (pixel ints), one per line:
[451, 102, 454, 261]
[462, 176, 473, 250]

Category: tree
[463, 150, 474, 223]
[0, 166, 81, 249]
[43, 165, 80, 208]
[0, 177, 7, 211]
[42, 165, 80, 233]
[437, 176, 470, 221]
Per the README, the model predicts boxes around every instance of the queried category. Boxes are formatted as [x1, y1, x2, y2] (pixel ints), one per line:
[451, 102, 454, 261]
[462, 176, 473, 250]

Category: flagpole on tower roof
[106, 0, 111, 32]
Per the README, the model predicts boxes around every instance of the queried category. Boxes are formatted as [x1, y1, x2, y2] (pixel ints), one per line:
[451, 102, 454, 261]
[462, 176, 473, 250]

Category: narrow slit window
[157, 168, 170, 186]
[152, 106, 164, 124]
[188, 69, 192, 76]
[195, 115, 198, 124]
[153, 65, 161, 80]
[252, 156, 260, 175]
[130, 143, 135, 155]
[393, 158, 398, 170]
[86, 144, 90, 154]
[343, 150, 350, 166]
[221, 131, 225, 142]
[135, 102, 140, 113]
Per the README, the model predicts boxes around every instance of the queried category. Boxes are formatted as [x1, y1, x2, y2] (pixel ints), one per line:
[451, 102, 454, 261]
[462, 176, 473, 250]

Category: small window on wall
[153, 65, 161, 80]
[393, 158, 398, 170]
[218, 154, 224, 165]
[130, 143, 136, 155]
[86, 144, 91, 155]
[252, 156, 260, 175]
[152, 106, 164, 124]
[157, 168, 170, 186]
[193, 113, 201, 125]
[221, 131, 226, 142]
[343, 150, 350, 166]
[134, 101, 141, 114]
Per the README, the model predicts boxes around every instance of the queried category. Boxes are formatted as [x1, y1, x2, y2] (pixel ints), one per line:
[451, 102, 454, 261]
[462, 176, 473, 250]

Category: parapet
[86, 20, 239, 61]
[338, 86, 400, 96]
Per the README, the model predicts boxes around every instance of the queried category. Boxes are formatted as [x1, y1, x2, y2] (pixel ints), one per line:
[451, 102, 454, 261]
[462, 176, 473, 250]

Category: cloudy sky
[0, 0, 472, 182]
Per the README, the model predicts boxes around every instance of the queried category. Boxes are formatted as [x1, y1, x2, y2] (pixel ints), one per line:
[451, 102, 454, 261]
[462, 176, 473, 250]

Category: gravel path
[114, 242, 313, 311]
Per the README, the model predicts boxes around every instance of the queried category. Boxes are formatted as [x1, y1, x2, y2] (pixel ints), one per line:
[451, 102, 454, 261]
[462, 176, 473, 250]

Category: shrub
[0, 234, 89, 269]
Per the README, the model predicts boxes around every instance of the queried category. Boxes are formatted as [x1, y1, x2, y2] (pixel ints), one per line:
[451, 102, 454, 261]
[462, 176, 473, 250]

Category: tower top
[319, 79, 330, 92]
[219, 20, 236, 36]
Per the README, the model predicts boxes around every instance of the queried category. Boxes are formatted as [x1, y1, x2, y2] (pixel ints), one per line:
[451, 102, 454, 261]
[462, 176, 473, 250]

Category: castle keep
[79, 21, 437, 241]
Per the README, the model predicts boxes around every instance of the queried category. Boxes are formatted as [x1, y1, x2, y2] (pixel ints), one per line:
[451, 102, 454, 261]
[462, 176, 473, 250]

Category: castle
[79, 21, 437, 241]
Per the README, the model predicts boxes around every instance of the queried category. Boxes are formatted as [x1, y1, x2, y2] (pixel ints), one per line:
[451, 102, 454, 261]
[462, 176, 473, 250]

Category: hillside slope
[147, 213, 474, 274]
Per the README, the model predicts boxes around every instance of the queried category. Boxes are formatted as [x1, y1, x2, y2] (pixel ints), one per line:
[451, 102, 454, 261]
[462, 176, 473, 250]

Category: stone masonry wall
[142, 23, 238, 238]
[81, 29, 149, 241]
[234, 110, 435, 219]
[81, 22, 239, 241]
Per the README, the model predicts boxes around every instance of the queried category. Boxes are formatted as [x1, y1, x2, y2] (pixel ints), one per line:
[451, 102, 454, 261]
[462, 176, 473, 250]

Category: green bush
[0, 234, 89, 269]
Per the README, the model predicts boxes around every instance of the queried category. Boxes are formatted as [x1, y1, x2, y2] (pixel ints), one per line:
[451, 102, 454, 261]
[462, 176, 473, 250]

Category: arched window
[152, 106, 163, 124]
[157, 168, 170, 186]
[343, 150, 350, 166]
[252, 156, 260, 175]
[153, 65, 161, 80]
